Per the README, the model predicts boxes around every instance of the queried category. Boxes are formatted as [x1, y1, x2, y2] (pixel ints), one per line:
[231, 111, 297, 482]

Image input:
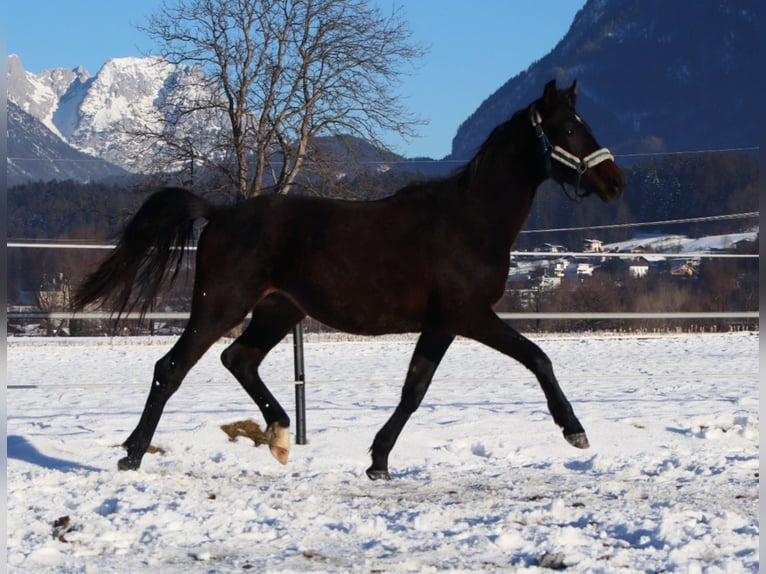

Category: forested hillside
[9, 152, 757, 243]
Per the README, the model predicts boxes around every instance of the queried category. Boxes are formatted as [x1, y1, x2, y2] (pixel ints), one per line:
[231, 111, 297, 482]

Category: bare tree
[138, 0, 425, 199]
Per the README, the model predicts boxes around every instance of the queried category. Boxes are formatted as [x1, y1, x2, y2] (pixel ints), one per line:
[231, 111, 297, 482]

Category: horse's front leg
[460, 309, 589, 449]
[120, 306, 249, 470]
[367, 330, 454, 480]
[120, 331, 213, 470]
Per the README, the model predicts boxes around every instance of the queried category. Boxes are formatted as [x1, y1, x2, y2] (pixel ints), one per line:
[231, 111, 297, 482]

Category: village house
[583, 238, 603, 253]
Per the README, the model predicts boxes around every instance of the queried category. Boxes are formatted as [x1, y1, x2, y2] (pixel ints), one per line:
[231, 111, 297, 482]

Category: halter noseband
[530, 108, 613, 198]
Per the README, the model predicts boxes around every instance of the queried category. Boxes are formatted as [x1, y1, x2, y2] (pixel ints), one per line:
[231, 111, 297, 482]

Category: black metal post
[293, 322, 307, 445]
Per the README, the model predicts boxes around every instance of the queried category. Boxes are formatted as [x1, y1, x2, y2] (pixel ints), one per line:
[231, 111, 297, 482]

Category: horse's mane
[454, 106, 532, 189]
[384, 103, 534, 202]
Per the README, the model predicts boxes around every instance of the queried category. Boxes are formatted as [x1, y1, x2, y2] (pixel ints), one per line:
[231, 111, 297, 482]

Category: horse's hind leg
[119, 302, 252, 471]
[221, 293, 305, 465]
[460, 309, 589, 449]
[367, 330, 454, 480]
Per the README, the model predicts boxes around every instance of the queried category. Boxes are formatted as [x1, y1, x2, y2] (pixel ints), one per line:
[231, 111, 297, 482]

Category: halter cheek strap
[530, 109, 613, 197]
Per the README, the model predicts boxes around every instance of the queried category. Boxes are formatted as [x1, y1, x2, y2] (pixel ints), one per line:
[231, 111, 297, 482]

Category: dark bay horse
[73, 80, 625, 479]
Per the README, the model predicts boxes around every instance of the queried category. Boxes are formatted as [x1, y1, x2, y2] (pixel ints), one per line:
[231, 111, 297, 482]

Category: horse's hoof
[267, 423, 290, 465]
[366, 468, 391, 481]
[118, 456, 140, 471]
[564, 432, 590, 449]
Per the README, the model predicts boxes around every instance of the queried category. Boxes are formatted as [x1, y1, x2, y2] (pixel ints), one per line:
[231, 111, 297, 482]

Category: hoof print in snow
[52, 515, 76, 543]
[536, 551, 567, 570]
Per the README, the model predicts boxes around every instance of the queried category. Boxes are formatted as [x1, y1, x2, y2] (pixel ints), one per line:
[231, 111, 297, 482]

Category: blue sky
[8, 0, 585, 159]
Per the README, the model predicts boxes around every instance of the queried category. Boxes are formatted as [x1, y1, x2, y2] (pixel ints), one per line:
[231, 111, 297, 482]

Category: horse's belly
[287, 278, 429, 335]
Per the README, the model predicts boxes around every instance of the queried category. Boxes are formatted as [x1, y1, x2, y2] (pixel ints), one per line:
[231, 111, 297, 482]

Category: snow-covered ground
[602, 230, 758, 254]
[7, 332, 759, 572]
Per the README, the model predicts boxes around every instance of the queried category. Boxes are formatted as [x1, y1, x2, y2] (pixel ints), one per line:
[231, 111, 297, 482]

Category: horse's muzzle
[595, 162, 626, 203]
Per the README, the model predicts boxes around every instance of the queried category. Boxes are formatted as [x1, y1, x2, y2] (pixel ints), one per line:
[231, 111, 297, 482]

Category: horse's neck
[483, 174, 539, 253]
[464, 123, 545, 251]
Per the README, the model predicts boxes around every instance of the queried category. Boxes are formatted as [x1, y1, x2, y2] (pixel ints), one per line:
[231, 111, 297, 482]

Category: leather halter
[530, 108, 613, 197]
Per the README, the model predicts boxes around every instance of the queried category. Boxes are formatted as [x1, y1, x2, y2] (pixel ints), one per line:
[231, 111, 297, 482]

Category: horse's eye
[566, 128, 575, 137]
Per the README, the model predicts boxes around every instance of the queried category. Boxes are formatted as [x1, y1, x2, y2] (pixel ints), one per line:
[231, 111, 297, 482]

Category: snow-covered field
[7, 332, 759, 573]
[602, 230, 758, 254]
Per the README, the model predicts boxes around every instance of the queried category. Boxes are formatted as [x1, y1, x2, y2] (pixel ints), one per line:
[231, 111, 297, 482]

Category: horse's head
[530, 80, 625, 202]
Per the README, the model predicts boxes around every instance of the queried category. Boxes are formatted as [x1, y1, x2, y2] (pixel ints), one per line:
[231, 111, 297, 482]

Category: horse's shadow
[7, 435, 102, 473]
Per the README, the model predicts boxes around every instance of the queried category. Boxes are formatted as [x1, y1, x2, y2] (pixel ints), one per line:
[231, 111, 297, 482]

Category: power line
[7, 212, 759, 248]
[7, 145, 760, 166]
[520, 212, 759, 234]
[613, 146, 760, 159]
[7, 157, 117, 163]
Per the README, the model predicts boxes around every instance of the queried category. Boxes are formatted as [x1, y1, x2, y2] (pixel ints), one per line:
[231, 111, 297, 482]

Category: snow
[7, 55, 94, 142]
[7, 332, 759, 572]
[682, 232, 757, 253]
[7, 55, 63, 138]
[603, 230, 758, 254]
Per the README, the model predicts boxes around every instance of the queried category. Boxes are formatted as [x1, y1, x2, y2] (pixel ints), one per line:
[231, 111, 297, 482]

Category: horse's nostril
[611, 174, 626, 195]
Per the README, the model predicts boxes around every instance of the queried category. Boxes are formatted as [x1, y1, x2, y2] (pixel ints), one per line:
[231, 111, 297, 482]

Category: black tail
[72, 187, 215, 320]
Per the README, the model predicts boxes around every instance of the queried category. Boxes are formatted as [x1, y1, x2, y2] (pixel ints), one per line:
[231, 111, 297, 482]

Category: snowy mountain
[7, 54, 92, 139]
[68, 57, 213, 168]
[7, 99, 127, 186]
[450, 0, 760, 161]
[8, 54, 210, 175]
[8, 54, 397, 185]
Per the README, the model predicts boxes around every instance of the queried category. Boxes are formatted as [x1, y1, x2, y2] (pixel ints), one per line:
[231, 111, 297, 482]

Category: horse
[73, 80, 625, 479]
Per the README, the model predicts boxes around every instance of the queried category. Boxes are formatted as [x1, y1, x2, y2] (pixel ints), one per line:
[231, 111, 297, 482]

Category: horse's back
[197, 190, 455, 333]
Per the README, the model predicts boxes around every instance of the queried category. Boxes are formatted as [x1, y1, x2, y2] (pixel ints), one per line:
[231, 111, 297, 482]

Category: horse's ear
[566, 80, 578, 108]
[542, 80, 558, 112]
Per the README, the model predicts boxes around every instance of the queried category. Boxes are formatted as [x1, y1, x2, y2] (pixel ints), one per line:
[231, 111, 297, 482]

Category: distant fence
[6, 311, 759, 322]
[7, 241, 759, 324]
[7, 241, 761, 258]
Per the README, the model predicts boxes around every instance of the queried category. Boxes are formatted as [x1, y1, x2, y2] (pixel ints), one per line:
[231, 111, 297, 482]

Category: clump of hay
[220, 419, 270, 447]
